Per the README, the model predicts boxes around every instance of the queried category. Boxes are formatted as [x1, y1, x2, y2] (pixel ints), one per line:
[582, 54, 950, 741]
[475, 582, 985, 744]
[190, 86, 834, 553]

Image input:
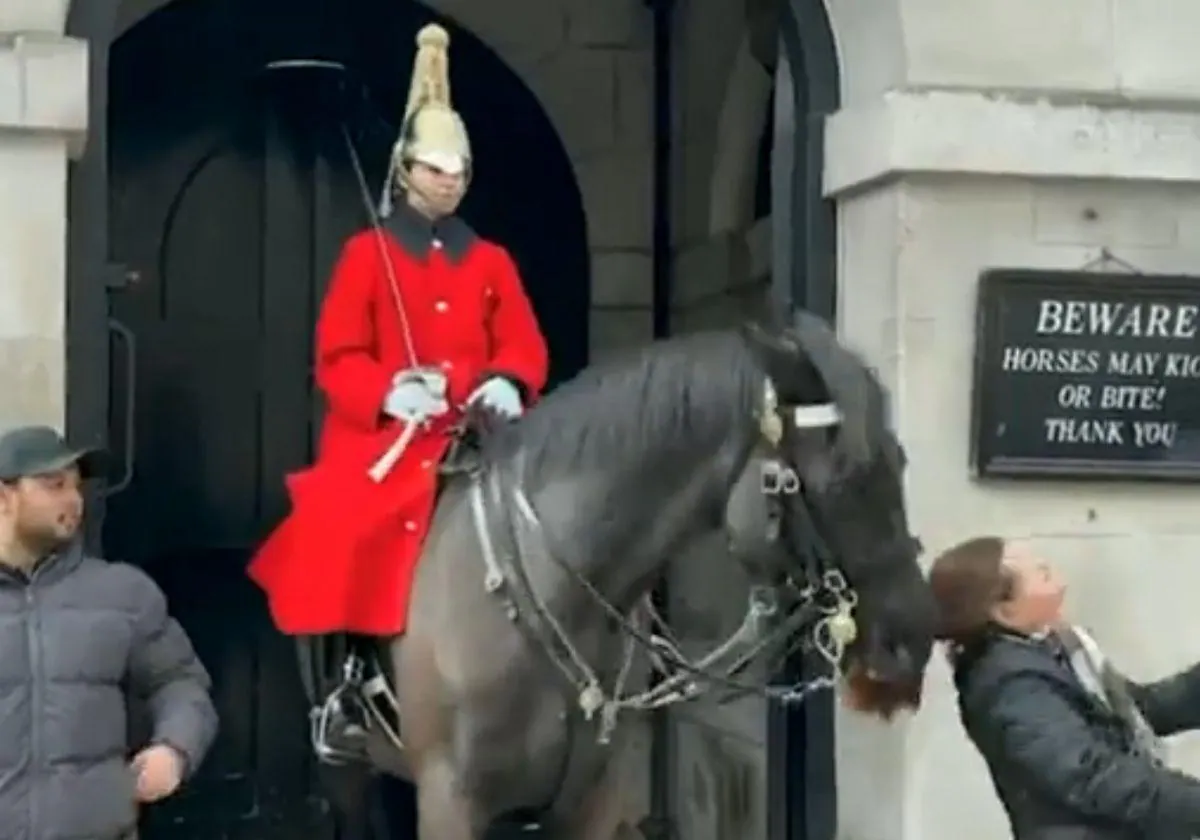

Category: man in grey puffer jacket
[0, 425, 218, 840]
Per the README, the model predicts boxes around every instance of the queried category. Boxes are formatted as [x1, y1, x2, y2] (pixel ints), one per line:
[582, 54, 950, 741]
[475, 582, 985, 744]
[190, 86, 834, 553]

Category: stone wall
[836, 169, 1200, 840]
[672, 217, 772, 333]
[0, 18, 86, 432]
[824, 0, 1200, 828]
[671, 0, 775, 337]
[420, 0, 776, 359]
[420, 0, 659, 362]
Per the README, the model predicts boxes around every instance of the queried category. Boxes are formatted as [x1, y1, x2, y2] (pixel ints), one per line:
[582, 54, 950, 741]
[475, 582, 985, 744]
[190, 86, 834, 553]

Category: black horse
[312, 312, 937, 839]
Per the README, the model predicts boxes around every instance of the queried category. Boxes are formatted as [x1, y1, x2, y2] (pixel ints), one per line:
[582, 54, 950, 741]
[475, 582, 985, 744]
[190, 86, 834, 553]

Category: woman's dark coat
[956, 631, 1200, 840]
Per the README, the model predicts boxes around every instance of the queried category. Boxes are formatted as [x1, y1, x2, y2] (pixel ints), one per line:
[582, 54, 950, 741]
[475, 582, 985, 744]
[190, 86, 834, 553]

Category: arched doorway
[65, 0, 587, 837]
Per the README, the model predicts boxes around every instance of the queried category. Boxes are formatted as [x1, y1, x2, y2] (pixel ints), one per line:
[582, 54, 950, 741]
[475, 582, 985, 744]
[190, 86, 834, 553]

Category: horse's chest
[456, 683, 611, 817]
[457, 684, 569, 790]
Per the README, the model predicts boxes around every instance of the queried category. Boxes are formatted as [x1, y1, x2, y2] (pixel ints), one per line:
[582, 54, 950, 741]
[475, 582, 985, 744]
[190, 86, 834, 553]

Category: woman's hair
[928, 536, 1012, 659]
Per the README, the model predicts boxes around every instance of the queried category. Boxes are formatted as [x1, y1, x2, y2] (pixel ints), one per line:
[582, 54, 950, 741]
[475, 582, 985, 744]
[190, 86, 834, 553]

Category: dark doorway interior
[98, 0, 589, 837]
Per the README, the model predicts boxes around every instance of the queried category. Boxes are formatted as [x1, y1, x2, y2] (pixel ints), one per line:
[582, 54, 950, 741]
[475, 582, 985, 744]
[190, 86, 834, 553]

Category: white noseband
[792, 403, 841, 429]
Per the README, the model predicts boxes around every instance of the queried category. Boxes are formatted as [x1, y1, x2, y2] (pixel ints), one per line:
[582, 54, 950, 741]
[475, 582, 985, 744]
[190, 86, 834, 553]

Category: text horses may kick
[1003, 299, 1200, 448]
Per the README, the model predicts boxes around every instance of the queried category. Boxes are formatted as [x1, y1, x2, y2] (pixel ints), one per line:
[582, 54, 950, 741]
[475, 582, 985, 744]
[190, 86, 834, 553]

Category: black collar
[383, 201, 476, 263]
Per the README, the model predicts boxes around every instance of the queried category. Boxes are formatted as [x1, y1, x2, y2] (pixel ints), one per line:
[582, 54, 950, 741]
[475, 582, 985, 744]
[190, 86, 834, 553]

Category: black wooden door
[104, 28, 349, 840]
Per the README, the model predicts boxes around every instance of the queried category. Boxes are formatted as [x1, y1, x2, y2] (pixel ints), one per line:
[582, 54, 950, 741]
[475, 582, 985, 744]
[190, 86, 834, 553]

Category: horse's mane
[477, 312, 895, 486]
[481, 330, 763, 483]
[783, 310, 895, 477]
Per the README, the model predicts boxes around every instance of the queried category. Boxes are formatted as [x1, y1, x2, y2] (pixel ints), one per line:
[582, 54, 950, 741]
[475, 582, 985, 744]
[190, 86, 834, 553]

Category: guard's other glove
[465, 376, 523, 419]
[383, 368, 449, 423]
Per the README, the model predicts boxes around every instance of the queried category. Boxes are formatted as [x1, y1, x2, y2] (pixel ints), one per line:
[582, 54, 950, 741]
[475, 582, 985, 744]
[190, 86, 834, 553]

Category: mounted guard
[247, 23, 549, 758]
[249, 23, 938, 840]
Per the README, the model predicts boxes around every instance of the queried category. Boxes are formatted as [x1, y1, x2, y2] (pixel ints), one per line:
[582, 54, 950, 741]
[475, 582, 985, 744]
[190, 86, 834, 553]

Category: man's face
[406, 160, 466, 218]
[0, 466, 84, 555]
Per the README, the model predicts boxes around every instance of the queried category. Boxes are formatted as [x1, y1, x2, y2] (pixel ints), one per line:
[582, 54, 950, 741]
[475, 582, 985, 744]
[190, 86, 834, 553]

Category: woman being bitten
[929, 536, 1200, 840]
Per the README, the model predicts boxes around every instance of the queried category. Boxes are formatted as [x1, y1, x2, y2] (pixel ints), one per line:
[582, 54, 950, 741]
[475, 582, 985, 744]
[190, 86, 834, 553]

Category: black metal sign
[972, 268, 1200, 481]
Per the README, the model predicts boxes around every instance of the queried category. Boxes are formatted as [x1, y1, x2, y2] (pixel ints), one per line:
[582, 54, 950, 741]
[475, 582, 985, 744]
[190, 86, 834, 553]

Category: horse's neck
[522, 434, 746, 617]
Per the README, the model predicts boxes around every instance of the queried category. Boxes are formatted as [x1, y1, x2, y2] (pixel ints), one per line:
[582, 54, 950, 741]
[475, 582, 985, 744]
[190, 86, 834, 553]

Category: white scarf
[1057, 625, 1165, 764]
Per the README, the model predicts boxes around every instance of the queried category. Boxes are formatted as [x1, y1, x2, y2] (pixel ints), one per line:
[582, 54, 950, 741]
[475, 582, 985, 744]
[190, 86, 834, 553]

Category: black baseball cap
[0, 426, 108, 482]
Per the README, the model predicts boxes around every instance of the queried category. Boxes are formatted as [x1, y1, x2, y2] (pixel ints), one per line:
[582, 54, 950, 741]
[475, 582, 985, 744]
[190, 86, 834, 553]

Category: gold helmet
[380, 24, 471, 215]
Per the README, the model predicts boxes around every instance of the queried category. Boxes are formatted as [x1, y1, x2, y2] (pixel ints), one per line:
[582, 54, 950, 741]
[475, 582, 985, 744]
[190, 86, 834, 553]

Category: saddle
[438, 420, 486, 479]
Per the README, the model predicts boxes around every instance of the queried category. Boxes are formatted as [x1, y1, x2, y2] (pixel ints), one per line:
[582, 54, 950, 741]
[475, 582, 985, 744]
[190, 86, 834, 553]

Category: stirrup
[309, 655, 369, 765]
[362, 665, 406, 752]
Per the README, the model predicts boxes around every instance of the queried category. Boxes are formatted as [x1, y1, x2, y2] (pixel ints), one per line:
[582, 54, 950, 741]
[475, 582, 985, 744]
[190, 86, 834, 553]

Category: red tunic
[247, 208, 548, 636]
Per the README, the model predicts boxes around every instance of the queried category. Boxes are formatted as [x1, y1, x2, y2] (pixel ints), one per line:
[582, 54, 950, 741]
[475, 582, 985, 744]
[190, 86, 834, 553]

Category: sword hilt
[367, 417, 420, 483]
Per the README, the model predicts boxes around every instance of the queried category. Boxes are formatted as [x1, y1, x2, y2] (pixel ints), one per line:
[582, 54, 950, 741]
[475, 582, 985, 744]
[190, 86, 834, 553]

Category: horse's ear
[739, 320, 784, 356]
[739, 322, 779, 375]
[741, 319, 826, 400]
[741, 320, 803, 368]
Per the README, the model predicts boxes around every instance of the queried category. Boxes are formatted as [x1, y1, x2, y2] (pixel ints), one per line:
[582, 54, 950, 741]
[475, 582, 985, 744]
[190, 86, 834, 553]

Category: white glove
[395, 368, 448, 398]
[383, 368, 449, 423]
[465, 377, 523, 419]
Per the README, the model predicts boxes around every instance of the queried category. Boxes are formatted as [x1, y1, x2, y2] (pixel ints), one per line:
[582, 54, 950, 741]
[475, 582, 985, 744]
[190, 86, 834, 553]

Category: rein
[500, 488, 856, 739]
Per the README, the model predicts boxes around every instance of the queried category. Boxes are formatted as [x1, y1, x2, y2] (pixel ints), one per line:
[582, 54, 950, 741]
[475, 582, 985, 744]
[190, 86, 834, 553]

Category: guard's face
[407, 160, 466, 218]
[0, 466, 84, 555]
